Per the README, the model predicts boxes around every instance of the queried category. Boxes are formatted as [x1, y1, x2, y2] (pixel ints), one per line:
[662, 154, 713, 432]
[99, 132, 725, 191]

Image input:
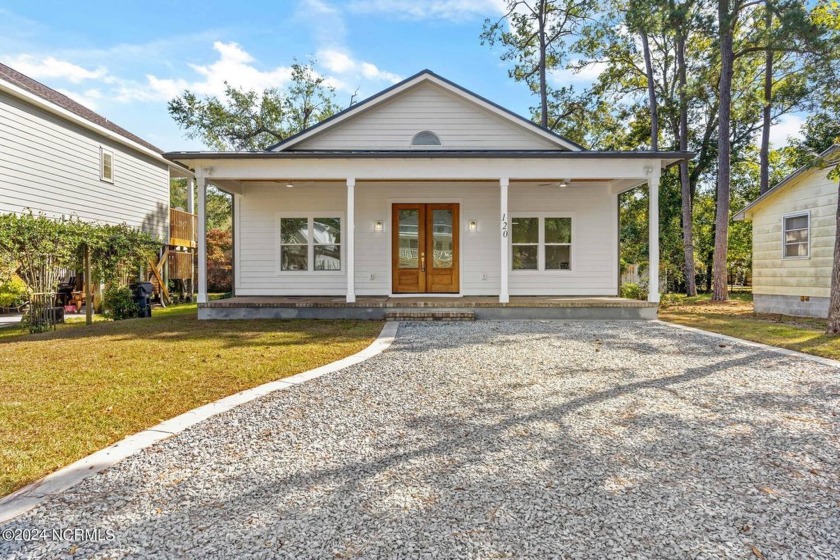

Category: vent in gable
[411, 130, 441, 146]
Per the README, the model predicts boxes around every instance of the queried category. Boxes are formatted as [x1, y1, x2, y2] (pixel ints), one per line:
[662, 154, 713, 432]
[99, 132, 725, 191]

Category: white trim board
[0, 322, 399, 525]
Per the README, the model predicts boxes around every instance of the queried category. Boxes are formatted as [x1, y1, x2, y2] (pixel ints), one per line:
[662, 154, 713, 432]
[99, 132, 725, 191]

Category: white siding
[235, 181, 618, 297]
[750, 167, 837, 298]
[0, 91, 170, 240]
[294, 82, 559, 151]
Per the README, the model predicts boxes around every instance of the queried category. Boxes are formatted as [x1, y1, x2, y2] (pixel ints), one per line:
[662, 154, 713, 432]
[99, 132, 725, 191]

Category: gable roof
[734, 144, 840, 221]
[268, 69, 585, 152]
[0, 61, 163, 154]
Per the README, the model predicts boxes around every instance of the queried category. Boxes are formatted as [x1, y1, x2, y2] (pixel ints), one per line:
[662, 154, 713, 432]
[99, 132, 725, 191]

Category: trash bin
[130, 282, 154, 318]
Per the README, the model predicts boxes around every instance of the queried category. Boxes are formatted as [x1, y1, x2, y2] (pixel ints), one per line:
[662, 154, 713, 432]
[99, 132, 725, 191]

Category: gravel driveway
[2, 321, 839, 559]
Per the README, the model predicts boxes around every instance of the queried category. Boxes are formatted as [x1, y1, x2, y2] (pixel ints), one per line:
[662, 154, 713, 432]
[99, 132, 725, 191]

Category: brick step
[385, 311, 476, 321]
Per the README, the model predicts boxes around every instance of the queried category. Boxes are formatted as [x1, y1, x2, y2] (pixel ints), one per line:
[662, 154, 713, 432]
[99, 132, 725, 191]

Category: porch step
[385, 310, 476, 322]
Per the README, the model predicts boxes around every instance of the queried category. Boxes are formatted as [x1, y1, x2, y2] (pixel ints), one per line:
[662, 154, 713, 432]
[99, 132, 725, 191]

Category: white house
[735, 145, 840, 318]
[0, 62, 193, 241]
[166, 70, 691, 320]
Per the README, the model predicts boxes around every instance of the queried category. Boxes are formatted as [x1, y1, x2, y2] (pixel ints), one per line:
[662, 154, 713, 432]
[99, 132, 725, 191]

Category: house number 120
[501, 213, 508, 238]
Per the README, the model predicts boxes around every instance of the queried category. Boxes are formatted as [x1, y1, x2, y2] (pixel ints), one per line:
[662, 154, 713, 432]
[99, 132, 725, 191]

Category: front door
[392, 203, 459, 293]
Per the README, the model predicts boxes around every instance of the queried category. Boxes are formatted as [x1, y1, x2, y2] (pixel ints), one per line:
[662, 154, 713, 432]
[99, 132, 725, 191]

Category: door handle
[421, 253, 426, 272]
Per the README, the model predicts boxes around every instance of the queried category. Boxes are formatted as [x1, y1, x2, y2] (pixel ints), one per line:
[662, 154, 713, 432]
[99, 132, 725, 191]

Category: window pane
[785, 242, 808, 257]
[281, 245, 307, 271]
[281, 218, 309, 244]
[512, 245, 538, 270]
[545, 217, 571, 244]
[546, 245, 571, 270]
[511, 218, 538, 243]
[785, 229, 808, 243]
[314, 245, 341, 270]
[398, 209, 419, 268]
[314, 218, 341, 244]
[785, 215, 808, 231]
[432, 209, 453, 269]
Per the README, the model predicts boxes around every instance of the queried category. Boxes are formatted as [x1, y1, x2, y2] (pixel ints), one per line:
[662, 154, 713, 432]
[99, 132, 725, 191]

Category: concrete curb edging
[656, 320, 840, 369]
[0, 321, 399, 525]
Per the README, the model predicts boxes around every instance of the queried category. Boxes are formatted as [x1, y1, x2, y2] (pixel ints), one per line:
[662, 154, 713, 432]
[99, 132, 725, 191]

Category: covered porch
[173, 153, 676, 315]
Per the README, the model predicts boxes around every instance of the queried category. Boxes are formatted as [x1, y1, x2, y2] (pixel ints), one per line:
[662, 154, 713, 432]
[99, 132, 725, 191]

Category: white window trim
[276, 213, 345, 275]
[781, 210, 810, 260]
[509, 212, 575, 274]
[100, 146, 115, 183]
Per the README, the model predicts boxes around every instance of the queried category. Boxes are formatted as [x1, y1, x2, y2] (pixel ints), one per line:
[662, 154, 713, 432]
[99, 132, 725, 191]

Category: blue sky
[1, 0, 802, 152]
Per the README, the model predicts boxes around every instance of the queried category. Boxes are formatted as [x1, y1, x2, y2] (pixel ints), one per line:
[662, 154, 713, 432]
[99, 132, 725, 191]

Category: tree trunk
[641, 29, 659, 151]
[676, 27, 696, 296]
[759, 5, 774, 194]
[713, 0, 735, 302]
[825, 178, 840, 334]
[538, 2, 549, 128]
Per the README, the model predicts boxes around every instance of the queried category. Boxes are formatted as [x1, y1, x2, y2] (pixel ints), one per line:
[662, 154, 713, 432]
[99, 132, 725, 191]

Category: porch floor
[201, 296, 656, 309]
[199, 296, 657, 320]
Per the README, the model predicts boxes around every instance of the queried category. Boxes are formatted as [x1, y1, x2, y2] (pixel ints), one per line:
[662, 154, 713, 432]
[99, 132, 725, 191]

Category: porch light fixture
[285, 183, 294, 188]
[557, 180, 568, 188]
[468, 220, 478, 232]
[374, 220, 384, 232]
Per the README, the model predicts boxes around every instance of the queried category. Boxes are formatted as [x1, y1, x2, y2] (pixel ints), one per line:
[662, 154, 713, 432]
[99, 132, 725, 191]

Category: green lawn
[0, 305, 382, 497]
[660, 293, 840, 360]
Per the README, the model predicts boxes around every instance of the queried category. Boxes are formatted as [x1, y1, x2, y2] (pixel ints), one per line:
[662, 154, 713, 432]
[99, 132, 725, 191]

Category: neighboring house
[0, 62, 193, 241]
[165, 70, 691, 319]
[735, 145, 840, 318]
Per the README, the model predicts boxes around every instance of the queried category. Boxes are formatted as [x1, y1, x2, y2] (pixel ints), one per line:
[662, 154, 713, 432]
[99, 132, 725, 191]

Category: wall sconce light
[374, 220, 384, 232]
[468, 220, 478, 232]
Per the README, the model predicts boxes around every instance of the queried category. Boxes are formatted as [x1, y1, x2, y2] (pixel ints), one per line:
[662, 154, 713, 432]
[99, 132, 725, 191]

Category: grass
[0, 305, 382, 497]
[660, 292, 840, 360]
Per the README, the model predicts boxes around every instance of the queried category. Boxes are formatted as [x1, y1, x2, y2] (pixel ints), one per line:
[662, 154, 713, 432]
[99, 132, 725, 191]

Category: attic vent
[411, 131, 441, 146]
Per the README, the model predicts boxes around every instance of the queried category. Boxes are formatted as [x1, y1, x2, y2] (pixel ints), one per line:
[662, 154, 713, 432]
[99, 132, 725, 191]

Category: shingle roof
[0, 61, 163, 154]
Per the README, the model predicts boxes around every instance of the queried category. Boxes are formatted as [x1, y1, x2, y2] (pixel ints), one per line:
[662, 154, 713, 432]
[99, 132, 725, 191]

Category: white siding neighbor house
[166, 70, 691, 320]
[0, 62, 193, 240]
[735, 145, 840, 318]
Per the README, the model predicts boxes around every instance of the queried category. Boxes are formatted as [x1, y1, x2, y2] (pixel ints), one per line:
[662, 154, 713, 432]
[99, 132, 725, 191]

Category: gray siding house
[0, 62, 192, 240]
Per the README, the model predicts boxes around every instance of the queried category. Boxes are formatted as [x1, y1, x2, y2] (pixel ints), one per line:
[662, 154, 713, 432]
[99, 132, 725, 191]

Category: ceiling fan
[538, 179, 570, 188]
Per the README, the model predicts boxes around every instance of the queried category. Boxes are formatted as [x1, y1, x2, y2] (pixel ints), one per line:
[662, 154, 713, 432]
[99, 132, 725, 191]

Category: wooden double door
[392, 203, 459, 293]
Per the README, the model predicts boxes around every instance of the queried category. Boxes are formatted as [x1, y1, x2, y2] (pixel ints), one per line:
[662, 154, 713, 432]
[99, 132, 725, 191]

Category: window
[279, 216, 342, 272]
[411, 130, 441, 146]
[511, 215, 573, 271]
[100, 147, 114, 183]
[783, 213, 809, 258]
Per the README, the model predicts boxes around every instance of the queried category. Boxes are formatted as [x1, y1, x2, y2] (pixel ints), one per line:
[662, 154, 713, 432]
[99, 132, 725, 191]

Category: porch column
[346, 177, 356, 303]
[196, 176, 208, 304]
[499, 177, 510, 303]
[186, 177, 195, 214]
[648, 167, 661, 303]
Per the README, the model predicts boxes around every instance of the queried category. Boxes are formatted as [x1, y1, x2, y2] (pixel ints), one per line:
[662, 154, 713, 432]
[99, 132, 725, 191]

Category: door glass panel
[432, 209, 453, 269]
[398, 209, 419, 268]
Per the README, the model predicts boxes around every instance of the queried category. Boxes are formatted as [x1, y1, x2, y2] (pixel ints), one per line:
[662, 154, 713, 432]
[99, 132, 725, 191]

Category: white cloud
[4, 54, 108, 83]
[129, 41, 293, 102]
[769, 113, 805, 148]
[346, 0, 506, 21]
[549, 60, 607, 86]
[318, 48, 403, 87]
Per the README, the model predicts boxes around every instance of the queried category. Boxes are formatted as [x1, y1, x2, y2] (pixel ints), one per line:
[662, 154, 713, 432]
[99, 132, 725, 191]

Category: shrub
[0, 275, 27, 310]
[620, 282, 645, 300]
[103, 286, 139, 321]
[207, 228, 232, 293]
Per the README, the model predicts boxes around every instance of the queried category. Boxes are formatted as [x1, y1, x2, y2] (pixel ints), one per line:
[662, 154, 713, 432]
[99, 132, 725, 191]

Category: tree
[481, 0, 596, 129]
[168, 61, 341, 150]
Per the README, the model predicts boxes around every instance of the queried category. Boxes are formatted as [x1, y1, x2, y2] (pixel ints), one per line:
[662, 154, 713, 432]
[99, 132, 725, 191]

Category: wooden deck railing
[169, 208, 196, 248]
